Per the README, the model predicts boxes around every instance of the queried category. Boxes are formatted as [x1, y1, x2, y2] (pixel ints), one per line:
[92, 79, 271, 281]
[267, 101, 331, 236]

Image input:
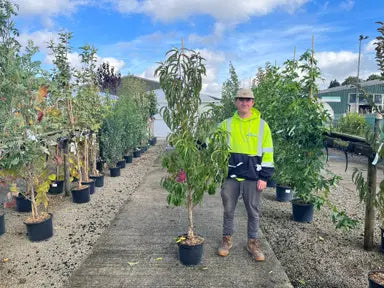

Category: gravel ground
[261, 148, 384, 288]
[1, 145, 384, 288]
[0, 143, 164, 288]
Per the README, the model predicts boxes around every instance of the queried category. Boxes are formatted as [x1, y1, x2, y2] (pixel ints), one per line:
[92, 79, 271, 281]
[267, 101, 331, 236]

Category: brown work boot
[217, 235, 233, 257]
[247, 238, 265, 262]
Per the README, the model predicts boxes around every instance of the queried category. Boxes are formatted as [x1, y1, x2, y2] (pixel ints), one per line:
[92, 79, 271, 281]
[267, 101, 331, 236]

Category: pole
[364, 112, 382, 250]
[310, 34, 314, 99]
[356, 35, 368, 113]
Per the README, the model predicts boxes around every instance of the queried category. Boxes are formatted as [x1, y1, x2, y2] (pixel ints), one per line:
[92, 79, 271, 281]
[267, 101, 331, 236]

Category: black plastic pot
[151, 137, 157, 146]
[0, 213, 5, 236]
[16, 194, 32, 212]
[124, 155, 133, 163]
[369, 270, 384, 288]
[292, 199, 314, 223]
[71, 185, 90, 204]
[117, 160, 126, 169]
[89, 174, 104, 187]
[24, 213, 53, 242]
[48, 180, 64, 194]
[133, 150, 141, 158]
[276, 185, 293, 202]
[178, 237, 204, 266]
[110, 167, 121, 177]
[82, 179, 95, 195]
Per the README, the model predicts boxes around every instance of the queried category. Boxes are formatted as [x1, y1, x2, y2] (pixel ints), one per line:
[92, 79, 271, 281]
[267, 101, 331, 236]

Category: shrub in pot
[100, 114, 124, 177]
[0, 28, 55, 241]
[156, 47, 229, 265]
[253, 52, 356, 229]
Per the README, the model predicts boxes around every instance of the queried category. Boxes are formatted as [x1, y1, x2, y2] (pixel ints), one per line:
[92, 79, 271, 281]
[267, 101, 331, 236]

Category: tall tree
[375, 21, 384, 77]
[212, 62, 239, 122]
[342, 76, 359, 86]
[366, 74, 383, 81]
[328, 79, 341, 88]
[96, 62, 121, 95]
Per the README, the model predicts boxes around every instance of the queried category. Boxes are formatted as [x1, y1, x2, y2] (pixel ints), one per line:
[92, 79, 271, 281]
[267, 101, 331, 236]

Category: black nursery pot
[48, 180, 64, 194]
[82, 179, 95, 195]
[178, 241, 204, 266]
[16, 194, 32, 212]
[369, 270, 384, 288]
[89, 174, 104, 187]
[133, 150, 141, 158]
[124, 155, 133, 163]
[24, 213, 53, 242]
[71, 185, 90, 204]
[117, 160, 126, 169]
[292, 199, 314, 223]
[0, 213, 5, 236]
[110, 167, 121, 177]
[380, 227, 384, 253]
[276, 185, 293, 202]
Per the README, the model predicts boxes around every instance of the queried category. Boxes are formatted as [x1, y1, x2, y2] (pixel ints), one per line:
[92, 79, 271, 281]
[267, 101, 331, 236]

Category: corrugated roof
[319, 80, 384, 94]
[153, 89, 219, 104]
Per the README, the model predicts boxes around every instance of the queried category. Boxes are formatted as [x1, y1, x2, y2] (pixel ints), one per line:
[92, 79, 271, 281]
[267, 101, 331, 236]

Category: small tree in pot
[155, 47, 229, 265]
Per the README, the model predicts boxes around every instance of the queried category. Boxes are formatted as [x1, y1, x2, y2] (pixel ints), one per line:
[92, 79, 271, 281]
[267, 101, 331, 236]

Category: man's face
[235, 97, 254, 114]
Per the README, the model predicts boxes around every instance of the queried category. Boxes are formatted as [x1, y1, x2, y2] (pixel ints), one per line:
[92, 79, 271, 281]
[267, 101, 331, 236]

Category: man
[217, 88, 274, 262]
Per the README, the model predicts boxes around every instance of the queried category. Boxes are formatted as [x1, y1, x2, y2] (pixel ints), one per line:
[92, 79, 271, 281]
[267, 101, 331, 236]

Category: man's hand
[257, 179, 267, 191]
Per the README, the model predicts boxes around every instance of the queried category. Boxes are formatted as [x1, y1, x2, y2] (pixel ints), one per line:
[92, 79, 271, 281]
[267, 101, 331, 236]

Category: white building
[153, 89, 220, 138]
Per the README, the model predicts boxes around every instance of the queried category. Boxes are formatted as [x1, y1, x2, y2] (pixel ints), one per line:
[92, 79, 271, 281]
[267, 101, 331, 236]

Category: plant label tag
[285, 189, 291, 193]
[52, 183, 57, 187]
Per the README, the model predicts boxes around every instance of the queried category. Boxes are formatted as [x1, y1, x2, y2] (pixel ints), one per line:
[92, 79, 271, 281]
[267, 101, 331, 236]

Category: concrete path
[66, 156, 292, 288]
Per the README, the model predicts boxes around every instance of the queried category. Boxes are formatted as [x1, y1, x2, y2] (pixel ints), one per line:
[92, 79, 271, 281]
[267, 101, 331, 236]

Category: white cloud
[45, 52, 125, 72]
[316, 51, 378, 88]
[113, 0, 309, 23]
[13, 0, 87, 16]
[365, 39, 377, 53]
[339, 0, 354, 11]
[98, 57, 125, 71]
[18, 30, 59, 53]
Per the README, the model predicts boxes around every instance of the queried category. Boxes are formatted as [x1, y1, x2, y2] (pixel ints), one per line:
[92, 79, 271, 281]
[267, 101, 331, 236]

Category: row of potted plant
[0, 2, 156, 242]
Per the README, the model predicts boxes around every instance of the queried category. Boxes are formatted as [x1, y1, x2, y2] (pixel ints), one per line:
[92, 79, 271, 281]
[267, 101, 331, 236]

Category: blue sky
[12, 0, 384, 96]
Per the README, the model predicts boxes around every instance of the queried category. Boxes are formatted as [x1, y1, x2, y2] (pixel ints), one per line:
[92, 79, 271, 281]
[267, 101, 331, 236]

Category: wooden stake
[364, 113, 382, 250]
[293, 46, 296, 61]
[310, 34, 315, 99]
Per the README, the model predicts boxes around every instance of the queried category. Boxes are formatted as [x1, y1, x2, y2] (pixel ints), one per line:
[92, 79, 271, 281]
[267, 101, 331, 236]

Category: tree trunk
[187, 189, 194, 239]
[30, 185, 38, 219]
[83, 136, 89, 181]
[63, 140, 71, 196]
[75, 140, 83, 188]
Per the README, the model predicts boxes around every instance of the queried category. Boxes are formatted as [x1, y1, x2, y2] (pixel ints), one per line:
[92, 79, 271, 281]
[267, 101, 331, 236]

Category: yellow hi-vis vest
[220, 107, 274, 181]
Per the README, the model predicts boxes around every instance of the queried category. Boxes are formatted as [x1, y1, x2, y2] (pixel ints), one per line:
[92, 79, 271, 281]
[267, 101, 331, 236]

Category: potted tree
[155, 47, 229, 266]
[100, 113, 124, 177]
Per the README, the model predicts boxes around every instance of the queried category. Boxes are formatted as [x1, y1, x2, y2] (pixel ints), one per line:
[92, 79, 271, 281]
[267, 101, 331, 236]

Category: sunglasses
[236, 97, 254, 102]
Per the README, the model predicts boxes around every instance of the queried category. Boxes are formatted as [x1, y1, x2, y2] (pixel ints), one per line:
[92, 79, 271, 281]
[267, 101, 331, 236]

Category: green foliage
[375, 22, 384, 77]
[0, 0, 55, 219]
[211, 62, 239, 122]
[328, 79, 340, 88]
[118, 75, 152, 147]
[342, 76, 359, 86]
[336, 113, 370, 137]
[100, 113, 123, 167]
[253, 50, 357, 230]
[155, 47, 230, 238]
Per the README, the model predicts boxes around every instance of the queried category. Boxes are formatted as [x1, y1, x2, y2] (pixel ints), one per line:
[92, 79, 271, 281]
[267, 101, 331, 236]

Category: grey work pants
[221, 178, 261, 239]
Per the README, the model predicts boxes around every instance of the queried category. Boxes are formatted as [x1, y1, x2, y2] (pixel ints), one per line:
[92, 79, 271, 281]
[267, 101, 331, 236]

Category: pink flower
[176, 169, 187, 183]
